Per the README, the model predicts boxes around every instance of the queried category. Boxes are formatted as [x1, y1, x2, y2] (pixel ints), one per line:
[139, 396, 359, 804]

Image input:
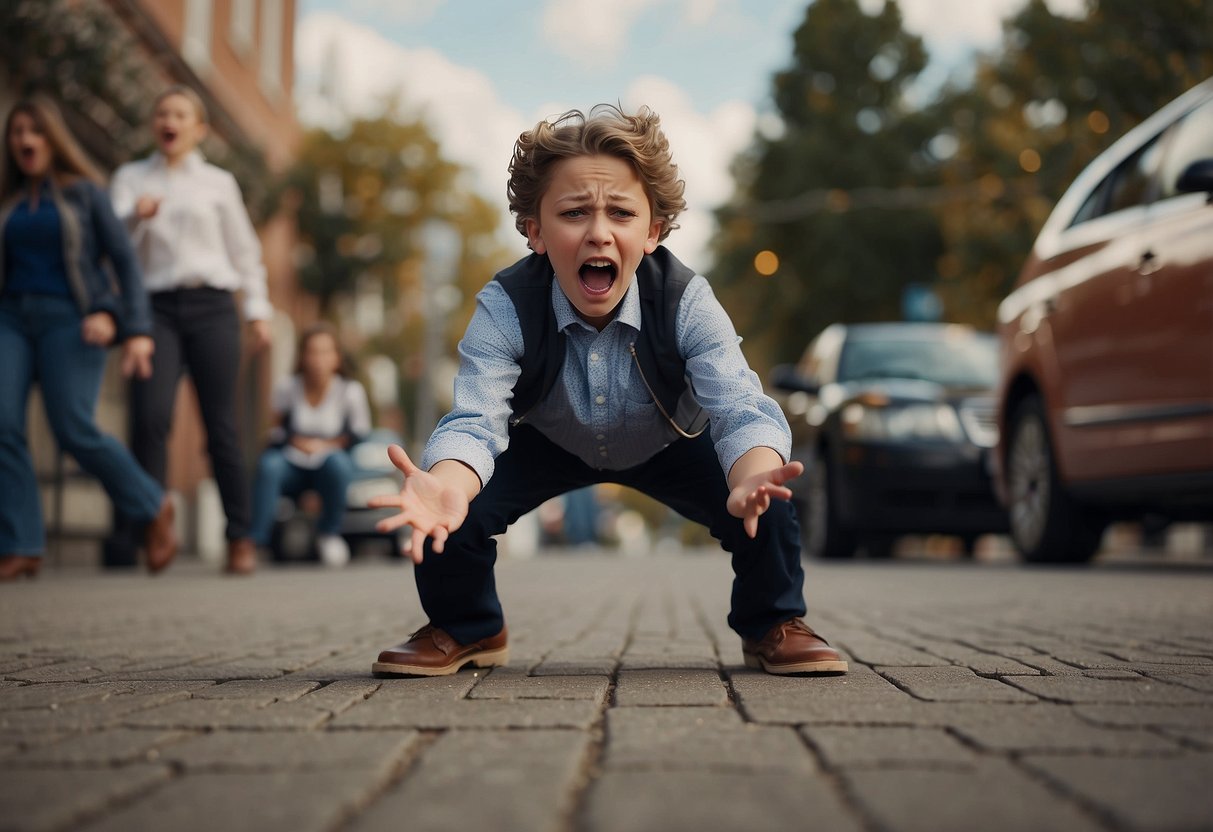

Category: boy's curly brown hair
[507, 104, 686, 244]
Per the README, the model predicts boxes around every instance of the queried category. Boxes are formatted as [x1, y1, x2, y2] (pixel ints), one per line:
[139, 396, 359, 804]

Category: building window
[259, 0, 284, 97]
[183, 0, 213, 73]
[229, 0, 256, 57]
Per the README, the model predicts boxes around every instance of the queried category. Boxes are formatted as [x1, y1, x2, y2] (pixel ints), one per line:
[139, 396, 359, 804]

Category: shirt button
[596, 434, 605, 440]
[590, 352, 600, 362]
[600, 450, 608, 457]
[595, 395, 605, 405]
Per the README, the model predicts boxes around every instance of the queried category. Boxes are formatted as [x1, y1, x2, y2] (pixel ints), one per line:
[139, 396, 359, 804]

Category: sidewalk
[1, 552, 1211, 831]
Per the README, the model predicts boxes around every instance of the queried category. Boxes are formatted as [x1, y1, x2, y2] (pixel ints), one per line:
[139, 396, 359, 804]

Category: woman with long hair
[249, 323, 371, 567]
[0, 95, 176, 580]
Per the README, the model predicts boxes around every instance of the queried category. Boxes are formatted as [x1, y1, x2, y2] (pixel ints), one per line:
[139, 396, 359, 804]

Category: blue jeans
[0, 294, 163, 556]
[415, 425, 807, 644]
[249, 447, 354, 545]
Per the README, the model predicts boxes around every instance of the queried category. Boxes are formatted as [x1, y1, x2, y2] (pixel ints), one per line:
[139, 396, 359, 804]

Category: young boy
[370, 105, 847, 677]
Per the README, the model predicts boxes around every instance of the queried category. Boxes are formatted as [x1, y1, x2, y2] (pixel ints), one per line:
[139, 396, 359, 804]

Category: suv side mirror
[1176, 158, 1213, 198]
[770, 364, 820, 394]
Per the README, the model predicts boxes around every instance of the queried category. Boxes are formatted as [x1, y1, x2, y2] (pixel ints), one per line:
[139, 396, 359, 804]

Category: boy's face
[525, 154, 663, 331]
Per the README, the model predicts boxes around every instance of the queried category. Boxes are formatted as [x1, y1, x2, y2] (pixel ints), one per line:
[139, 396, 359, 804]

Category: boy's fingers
[386, 444, 420, 477]
[375, 512, 412, 533]
[430, 527, 448, 554]
[410, 528, 427, 563]
[368, 494, 403, 509]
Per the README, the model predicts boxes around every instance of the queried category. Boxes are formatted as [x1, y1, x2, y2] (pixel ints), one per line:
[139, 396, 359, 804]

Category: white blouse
[269, 375, 373, 469]
[110, 151, 271, 321]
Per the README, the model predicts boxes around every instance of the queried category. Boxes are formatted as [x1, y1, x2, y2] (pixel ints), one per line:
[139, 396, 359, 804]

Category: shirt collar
[551, 272, 642, 334]
[150, 150, 205, 172]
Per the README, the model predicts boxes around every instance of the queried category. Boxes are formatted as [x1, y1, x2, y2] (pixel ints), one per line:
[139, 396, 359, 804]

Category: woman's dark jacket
[0, 177, 151, 340]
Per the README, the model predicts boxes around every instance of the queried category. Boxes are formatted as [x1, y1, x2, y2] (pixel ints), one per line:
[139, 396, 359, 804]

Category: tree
[712, 0, 944, 368]
[287, 111, 509, 437]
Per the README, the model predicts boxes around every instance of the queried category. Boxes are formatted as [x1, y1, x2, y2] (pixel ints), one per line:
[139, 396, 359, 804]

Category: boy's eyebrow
[552, 190, 643, 205]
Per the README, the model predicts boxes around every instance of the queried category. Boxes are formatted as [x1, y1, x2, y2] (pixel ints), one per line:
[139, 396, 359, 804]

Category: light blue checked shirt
[421, 269, 791, 487]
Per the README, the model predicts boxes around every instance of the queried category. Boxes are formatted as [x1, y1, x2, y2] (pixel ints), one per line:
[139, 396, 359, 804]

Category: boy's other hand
[727, 460, 804, 539]
[370, 444, 470, 564]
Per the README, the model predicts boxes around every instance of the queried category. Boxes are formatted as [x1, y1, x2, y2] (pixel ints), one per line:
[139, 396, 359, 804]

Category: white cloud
[540, 0, 658, 68]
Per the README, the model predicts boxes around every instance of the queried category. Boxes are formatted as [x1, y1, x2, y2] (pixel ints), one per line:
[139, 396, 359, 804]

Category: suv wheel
[804, 447, 858, 559]
[1006, 395, 1104, 563]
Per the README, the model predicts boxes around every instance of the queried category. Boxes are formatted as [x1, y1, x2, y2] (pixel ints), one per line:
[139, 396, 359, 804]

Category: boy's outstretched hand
[370, 445, 470, 564]
[727, 458, 804, 539]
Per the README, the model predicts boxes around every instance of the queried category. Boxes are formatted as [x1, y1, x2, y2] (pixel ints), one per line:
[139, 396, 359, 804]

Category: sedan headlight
[841, 402, 965, 443]
[347, 477, 400, 509]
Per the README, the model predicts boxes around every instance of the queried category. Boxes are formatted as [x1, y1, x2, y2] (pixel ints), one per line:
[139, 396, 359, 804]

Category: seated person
[250, 323, 371, 566]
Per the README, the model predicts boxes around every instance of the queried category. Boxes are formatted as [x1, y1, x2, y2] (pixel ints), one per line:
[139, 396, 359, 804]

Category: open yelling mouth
[579, 258, 618, 296]
[159, 127, 179, 146]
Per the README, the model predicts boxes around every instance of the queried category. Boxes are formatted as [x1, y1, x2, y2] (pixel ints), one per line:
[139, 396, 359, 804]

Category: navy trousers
[415, 425, 807, 644]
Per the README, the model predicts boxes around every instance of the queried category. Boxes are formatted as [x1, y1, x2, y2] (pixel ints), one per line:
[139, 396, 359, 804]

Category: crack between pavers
[327, 729, 441, 832]
[794, 723, 894, 832]
[1006, 751, 1137, 832]
[561, 674, 616, 832]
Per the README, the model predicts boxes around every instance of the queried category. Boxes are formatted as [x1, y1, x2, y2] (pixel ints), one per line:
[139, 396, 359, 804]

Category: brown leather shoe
[0, 555, 40, 582]
[144, 497, 178, 574]
[225, 538, 257, 575]
[372, 624, 509, 677]
[742, 618, 848, 675]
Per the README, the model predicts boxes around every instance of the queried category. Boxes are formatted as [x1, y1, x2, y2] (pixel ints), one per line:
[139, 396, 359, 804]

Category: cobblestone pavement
[1, 550, 1211, 832]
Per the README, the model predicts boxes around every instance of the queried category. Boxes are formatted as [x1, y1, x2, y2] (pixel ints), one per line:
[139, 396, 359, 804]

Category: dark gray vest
[495, 245, 707, 438]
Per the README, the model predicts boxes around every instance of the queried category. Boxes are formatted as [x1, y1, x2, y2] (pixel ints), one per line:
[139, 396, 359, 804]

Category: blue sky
[299, 0, 807, 117]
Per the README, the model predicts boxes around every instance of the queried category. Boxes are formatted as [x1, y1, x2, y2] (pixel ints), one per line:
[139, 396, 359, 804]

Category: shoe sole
[743, 652, 848, 675]
[371, 646, 510, 677]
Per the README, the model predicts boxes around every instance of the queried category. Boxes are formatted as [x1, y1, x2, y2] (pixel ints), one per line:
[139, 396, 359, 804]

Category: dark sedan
[770, 322, 1007, 559]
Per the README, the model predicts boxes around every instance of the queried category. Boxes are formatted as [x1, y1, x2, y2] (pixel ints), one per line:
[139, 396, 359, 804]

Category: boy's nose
[585, 212, 612, 244]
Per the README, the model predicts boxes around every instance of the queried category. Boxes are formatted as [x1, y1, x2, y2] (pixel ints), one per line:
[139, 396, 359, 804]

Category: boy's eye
[561, 209, 586, 219]
[611, 209, 637, 219]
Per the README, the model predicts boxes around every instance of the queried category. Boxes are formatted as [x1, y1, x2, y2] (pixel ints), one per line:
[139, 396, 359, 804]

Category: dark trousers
[416, 425, 807, 644]
[129, 288, 251, 540]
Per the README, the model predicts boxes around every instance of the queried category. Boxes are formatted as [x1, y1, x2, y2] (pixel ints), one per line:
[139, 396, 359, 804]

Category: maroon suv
[995, 78, 1213, 563]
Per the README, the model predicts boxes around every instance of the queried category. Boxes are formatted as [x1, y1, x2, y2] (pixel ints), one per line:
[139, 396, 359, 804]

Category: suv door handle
[1137, 250, 1162, 275]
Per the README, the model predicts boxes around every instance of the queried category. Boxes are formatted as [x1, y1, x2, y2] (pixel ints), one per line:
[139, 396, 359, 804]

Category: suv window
[1069, 130, 1167, 226]
[1158, 99, 1213, 199]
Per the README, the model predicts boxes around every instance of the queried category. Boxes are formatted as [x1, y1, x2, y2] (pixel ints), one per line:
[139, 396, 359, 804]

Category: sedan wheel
[804, 448, 858, 560]
[1006, 396, 1104, 563]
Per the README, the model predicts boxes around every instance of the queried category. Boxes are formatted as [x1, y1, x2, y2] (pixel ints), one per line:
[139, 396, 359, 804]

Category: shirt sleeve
[420, 280, 524, 488]
[108, 163, 140, 229]
[344, 379, 373, 443]
[676, 275, 792, 476]
[216, 171, 271, 321]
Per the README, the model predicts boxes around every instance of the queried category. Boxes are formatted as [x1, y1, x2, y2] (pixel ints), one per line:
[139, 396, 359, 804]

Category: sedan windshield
[838, 332, 998, 388]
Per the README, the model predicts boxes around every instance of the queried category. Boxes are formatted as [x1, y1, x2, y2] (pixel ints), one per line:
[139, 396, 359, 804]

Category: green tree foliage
[287, 112, 504, 325]
[712, 0, 943, 368]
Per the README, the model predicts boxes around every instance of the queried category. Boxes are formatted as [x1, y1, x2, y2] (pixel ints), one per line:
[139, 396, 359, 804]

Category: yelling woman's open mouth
[159, 128, 179, 147]
[579, 258, 617, 297]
